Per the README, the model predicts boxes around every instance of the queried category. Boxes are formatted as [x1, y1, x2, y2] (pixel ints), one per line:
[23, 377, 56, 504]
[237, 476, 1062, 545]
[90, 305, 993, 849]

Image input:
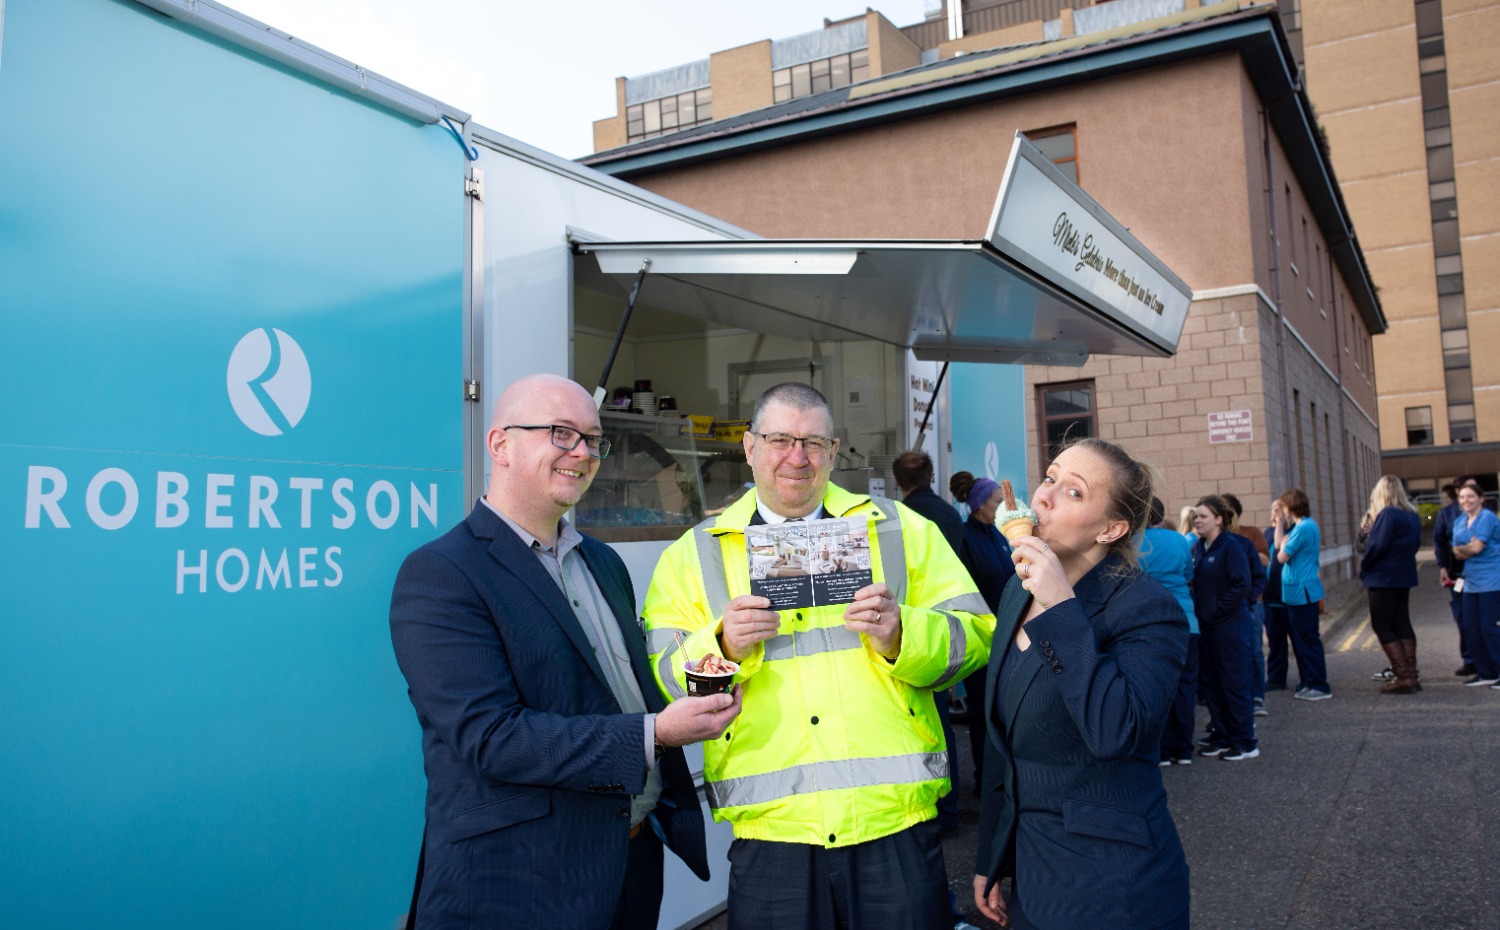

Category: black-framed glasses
[503, 424, 612, 459]
[752, 431, 835, 458]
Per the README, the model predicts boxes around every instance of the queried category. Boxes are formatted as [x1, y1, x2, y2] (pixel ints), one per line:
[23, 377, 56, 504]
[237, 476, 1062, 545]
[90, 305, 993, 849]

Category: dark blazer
[901, 485, 965, 554]
[1360, 507, 1422, 589]
[389, 502, 708, 929]
[975, 556, 1189, 930]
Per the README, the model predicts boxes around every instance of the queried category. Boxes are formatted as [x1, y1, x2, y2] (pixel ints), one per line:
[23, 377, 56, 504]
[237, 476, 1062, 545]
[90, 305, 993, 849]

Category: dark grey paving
[692, 559, 1500, 930]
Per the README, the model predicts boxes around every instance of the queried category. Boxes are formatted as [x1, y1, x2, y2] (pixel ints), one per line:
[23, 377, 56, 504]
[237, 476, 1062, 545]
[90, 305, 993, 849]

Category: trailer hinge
[464, 379, 481, 402]
[465, 174, 483, 200]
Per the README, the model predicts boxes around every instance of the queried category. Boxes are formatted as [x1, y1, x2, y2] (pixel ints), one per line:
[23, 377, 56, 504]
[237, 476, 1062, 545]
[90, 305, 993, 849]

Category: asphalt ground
[693, 556, 1500, 930]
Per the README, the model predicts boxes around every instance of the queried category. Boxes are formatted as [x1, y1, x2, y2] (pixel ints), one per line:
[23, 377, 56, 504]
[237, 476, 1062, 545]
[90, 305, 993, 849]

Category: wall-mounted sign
[1207, 410, 1254, 444]
[986, 133, 1192, 356]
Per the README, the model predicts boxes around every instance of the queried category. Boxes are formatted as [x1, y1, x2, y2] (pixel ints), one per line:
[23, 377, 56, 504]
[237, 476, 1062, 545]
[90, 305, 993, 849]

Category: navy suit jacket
[389, 502, 708, 929]
[975, 556, 1189, 929]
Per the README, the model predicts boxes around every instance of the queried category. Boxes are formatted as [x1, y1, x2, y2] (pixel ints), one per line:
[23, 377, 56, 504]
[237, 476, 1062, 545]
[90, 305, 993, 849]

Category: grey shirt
[484, 499, 661, 826]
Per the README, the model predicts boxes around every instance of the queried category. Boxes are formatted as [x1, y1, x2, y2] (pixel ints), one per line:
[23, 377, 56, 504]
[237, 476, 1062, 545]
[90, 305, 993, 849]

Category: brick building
[582, 0, 1385, 579]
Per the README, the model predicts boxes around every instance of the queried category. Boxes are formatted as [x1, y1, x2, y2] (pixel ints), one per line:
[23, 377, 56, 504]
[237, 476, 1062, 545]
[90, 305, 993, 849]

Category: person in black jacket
[1360, 475, 1424, 693]
[894, 450, 965, 554]
[893, 450, 967, 834]
[1192, 495, 1257, 761]
[1434, 478, 1476, 676]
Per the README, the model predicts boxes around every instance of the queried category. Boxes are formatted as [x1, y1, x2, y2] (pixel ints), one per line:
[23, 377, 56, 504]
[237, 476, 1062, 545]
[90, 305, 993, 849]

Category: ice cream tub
[684, 655, 738, 695]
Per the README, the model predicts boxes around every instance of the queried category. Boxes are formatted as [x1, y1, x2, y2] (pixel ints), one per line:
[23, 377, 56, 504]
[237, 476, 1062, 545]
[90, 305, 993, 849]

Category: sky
[223, 0, 939, 161]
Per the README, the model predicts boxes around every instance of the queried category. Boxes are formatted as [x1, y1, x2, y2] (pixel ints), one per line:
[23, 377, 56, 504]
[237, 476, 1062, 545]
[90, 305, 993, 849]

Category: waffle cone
[1000, 517, 1035, 541]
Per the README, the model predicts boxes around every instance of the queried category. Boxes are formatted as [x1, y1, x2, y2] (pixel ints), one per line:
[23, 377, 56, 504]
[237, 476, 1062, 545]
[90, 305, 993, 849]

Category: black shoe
[1456, 664, 1477, 676]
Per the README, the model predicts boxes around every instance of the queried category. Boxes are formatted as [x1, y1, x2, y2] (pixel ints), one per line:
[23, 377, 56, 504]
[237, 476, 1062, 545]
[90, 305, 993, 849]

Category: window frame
[1036, 379, 1097, 475]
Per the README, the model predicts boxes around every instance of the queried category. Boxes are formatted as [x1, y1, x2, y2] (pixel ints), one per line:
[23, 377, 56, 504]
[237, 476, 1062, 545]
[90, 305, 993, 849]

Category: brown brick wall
[591, 77, 628, 153]
[869, 11, 922, 77]
[710, 40, 774, 121]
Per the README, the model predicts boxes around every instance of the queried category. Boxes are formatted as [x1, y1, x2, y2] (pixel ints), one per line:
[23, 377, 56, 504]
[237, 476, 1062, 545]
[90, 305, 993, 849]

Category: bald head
[485, 374, 602, 543]
[490, 373, 595, 432]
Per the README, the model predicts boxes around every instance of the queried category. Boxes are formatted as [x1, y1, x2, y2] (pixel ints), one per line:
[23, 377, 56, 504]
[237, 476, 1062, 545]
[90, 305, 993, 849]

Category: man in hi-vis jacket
[643, 381, 995, 930]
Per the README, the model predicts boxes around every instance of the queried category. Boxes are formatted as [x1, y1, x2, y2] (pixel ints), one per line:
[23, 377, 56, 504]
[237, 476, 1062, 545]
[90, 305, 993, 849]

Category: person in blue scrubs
[1272, 488, 1331, 701]
[1452, 483, 1500, 688]
[1141, 497, 1197, 765]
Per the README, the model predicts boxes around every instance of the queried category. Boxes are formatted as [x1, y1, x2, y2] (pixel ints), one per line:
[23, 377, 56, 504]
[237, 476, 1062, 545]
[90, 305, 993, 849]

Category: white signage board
[986, 133, 1192, 355]
[1207, 410, 1254, 443]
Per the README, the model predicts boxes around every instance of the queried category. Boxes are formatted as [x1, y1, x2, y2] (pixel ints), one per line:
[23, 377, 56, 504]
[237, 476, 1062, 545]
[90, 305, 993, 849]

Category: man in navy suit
[389, 374, 741, 929]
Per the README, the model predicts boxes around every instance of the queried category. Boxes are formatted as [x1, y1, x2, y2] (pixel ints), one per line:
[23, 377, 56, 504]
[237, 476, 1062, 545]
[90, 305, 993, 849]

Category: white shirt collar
[755, 496, 824, 524]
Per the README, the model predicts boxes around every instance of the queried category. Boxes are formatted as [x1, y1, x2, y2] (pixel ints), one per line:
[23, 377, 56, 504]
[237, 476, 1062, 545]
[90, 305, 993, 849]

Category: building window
[1405, 407, 1433, 447]
[1449, 404, 1476, 443]
[626, 87, 713, 144]
[1442, 329, 1469, 369]
[1038, 381, 1095, 465]
[1028, 125, 1079, 184]
[773, 49, 868, 103]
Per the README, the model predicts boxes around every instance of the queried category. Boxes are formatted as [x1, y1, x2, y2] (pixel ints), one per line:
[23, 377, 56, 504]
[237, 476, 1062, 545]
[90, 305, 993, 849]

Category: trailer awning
[570, 134, 1192, 366]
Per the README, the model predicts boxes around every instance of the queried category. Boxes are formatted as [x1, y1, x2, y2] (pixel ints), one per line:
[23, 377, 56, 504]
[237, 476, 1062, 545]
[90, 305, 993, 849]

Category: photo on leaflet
[745, 515, 875, 610]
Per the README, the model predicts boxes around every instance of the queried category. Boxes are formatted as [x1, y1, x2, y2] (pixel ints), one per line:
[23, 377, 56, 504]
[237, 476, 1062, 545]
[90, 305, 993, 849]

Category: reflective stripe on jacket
[642, 483, 995, 847]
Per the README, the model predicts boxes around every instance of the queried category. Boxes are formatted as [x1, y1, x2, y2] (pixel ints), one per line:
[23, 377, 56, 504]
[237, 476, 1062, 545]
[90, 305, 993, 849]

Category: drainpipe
[1327, 244, 1357, 567]
[1261, 107, 1296, 493]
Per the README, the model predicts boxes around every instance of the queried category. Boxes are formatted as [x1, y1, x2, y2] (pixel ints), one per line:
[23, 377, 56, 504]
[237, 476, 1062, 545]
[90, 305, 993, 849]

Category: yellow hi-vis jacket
[642, 483, 995, 848]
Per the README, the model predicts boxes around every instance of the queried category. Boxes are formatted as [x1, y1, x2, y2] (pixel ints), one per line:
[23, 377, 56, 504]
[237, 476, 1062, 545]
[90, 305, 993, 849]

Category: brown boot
[1381, 641, 1417, 694]
[1401, 638, 1422, 692]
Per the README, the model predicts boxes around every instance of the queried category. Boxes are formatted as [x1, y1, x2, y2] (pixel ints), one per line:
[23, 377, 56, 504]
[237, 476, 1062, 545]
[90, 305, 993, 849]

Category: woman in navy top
[1359, 476, 1423, 694]
[1452, 484, 1500, 687]
[950, 471, 1017, 785]
[1191, 495, 1256, 760]
[951, 471, 1017, 611]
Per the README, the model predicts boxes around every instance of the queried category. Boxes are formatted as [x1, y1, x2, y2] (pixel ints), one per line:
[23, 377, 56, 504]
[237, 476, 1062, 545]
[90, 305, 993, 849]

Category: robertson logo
[227, 328, 311, 436]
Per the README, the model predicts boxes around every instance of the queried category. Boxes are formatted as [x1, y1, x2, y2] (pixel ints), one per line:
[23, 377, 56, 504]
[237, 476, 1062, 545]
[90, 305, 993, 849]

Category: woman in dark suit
[973, 438, 1190, 930]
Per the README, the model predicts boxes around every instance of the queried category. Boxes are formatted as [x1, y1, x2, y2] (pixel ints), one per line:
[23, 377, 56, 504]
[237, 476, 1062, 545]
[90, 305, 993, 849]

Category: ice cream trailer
[0, 1, 1190, 928]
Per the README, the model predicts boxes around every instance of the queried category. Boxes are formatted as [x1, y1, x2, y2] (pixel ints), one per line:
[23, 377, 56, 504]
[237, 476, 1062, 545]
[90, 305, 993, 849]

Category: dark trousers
[1459, 590, 1500, 680]
[1450, 586, 1473, 663]
[1285, 601, 1329, 692]
[609, 827, 664, 930]
[934, 690, 960, 829]
[1264, 603, 1291, 689]
[1248, 602, 1266, 701]
[726, 822, 950, 930]
[1161, 633, 1200, 760]
[1368, 587, 1415, 644]
[1199, 619, 1256, 751]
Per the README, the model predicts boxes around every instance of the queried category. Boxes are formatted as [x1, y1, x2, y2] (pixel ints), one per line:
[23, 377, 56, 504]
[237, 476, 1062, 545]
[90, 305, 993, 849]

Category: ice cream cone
[995, 479, 1036, 541]
[1000, 516, 1035, 541]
